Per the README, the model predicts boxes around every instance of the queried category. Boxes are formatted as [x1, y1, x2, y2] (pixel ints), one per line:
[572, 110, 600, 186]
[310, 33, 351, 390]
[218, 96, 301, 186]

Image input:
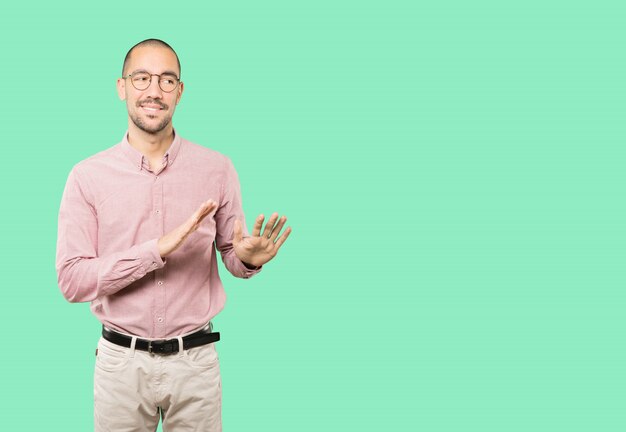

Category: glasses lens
[131, 72, 151, 90]
[159, 74, 179, 92]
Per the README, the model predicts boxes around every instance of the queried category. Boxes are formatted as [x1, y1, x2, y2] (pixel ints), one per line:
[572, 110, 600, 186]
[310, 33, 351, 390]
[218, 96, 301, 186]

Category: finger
[197, 200, 217, 224]
[189, 200, 216, 230]
[185, 204, 207, 231]
[233, 219, 243, 244]
[269, 215, 288, 241]
[274, 226, 292, 251]
[251, 214, 264, 237]
[192, 199, 212, 218]
[261, 212, 279, 238]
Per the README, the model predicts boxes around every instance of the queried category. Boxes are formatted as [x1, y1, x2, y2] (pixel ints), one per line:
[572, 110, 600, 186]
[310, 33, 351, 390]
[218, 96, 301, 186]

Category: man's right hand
[157, 199, 218, 258]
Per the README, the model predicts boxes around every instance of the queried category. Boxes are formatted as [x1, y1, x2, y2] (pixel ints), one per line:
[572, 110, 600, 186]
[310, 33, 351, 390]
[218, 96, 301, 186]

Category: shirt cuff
[139, 238, 166, 272]
[237, 259, 263, 278]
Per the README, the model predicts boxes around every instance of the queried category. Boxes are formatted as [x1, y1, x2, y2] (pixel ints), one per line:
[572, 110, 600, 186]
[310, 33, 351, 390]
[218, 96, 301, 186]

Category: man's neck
[127, 123, 175, 159]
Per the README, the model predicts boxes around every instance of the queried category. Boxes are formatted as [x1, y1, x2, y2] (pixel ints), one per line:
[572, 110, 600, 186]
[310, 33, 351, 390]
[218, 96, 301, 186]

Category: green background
[2, 0, 625, 430]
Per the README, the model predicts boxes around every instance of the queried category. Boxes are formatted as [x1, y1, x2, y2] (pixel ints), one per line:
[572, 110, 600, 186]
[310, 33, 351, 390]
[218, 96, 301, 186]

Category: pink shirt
[56, 130, 262, 338]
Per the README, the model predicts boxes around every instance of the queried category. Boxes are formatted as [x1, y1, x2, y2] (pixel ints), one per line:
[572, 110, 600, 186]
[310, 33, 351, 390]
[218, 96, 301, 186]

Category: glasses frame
[122, 71, 181, 93]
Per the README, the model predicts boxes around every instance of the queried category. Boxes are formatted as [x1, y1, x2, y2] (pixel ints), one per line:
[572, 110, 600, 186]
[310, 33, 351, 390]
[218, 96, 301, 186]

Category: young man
[56, 38, 291, 431]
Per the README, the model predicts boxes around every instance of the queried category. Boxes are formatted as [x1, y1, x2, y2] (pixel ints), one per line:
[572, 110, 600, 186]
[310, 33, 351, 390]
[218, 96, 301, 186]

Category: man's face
[116, 45, 184, 134]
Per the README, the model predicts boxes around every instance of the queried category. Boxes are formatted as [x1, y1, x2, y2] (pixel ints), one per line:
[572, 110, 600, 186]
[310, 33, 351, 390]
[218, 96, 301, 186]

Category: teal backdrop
[1, 1, 625, 431]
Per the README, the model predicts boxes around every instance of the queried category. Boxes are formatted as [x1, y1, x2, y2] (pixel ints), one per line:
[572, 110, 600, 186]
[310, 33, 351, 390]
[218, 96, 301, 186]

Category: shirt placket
[152, 162, 167, 337]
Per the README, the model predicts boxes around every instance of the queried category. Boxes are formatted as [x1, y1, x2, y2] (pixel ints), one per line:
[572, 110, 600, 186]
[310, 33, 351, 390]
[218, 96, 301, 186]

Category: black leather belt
[102, 323, 220, 356]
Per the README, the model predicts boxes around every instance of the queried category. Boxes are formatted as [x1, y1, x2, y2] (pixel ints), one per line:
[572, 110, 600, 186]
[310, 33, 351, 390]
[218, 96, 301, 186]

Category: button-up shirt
[56, 130, 262, 338]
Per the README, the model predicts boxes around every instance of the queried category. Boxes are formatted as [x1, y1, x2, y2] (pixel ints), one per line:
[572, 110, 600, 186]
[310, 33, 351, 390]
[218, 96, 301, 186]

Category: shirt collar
[120, 128, 182, 171]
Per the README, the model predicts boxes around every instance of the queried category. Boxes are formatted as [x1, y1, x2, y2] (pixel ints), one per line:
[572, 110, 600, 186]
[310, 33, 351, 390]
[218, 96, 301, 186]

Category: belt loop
[209, 321, 213, 332]
[129, 336, 137, 358]
[176, 336, 184, 357]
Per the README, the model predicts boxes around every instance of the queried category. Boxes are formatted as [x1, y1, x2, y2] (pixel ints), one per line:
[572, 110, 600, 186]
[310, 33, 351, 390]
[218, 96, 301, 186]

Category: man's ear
[176, 81, 184, 105]
[116, 77, 126, 101]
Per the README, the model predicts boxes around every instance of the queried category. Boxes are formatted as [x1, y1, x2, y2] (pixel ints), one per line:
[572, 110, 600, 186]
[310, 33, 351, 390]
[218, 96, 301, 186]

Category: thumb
[233, 219, 243, 244]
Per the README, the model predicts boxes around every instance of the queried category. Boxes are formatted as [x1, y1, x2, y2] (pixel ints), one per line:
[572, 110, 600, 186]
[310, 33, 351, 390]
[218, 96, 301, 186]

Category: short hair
[122, 38, 181, 78]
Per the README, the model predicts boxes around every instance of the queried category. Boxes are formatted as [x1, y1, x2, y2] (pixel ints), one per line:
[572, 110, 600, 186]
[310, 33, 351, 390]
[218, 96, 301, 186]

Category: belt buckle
[148, 339, 174, 355]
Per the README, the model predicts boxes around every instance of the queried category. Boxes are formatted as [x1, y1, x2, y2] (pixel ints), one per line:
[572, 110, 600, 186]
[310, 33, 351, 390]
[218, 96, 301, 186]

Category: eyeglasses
[122, 71, 181, 92]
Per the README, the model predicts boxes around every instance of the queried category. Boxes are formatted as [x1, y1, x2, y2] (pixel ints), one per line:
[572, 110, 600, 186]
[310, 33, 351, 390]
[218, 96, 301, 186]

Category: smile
[141, 106, 163, 113]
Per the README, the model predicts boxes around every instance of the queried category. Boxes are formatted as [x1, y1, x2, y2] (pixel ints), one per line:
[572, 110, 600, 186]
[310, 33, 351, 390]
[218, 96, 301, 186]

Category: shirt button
[156, 210, 160, 214]
[158, 281, 164, 285]
[157, 317, 163, 323]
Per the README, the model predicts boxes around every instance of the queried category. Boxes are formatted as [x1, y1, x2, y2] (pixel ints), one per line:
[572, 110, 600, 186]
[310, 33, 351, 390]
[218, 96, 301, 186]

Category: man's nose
[145, 75, 163, 97]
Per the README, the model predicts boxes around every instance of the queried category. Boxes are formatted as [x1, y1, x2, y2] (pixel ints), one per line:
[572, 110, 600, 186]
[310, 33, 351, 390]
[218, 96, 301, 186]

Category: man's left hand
[233, 213, 292, 268]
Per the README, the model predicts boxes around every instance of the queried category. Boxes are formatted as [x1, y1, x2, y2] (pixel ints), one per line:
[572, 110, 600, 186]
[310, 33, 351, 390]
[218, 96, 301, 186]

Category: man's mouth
[140, 103, 166, 113]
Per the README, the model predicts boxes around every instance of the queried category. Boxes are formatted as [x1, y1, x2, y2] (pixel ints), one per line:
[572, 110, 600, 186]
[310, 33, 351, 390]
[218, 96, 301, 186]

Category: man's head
[116, 39, 184, 135]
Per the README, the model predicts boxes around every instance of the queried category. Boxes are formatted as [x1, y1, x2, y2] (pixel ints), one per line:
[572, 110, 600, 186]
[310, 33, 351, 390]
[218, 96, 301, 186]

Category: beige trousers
[93, 326, 222, 431]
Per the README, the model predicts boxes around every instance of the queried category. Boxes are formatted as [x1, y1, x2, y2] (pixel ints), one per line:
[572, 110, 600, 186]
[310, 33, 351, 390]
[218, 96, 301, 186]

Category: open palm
[233, 213, 292, 268]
